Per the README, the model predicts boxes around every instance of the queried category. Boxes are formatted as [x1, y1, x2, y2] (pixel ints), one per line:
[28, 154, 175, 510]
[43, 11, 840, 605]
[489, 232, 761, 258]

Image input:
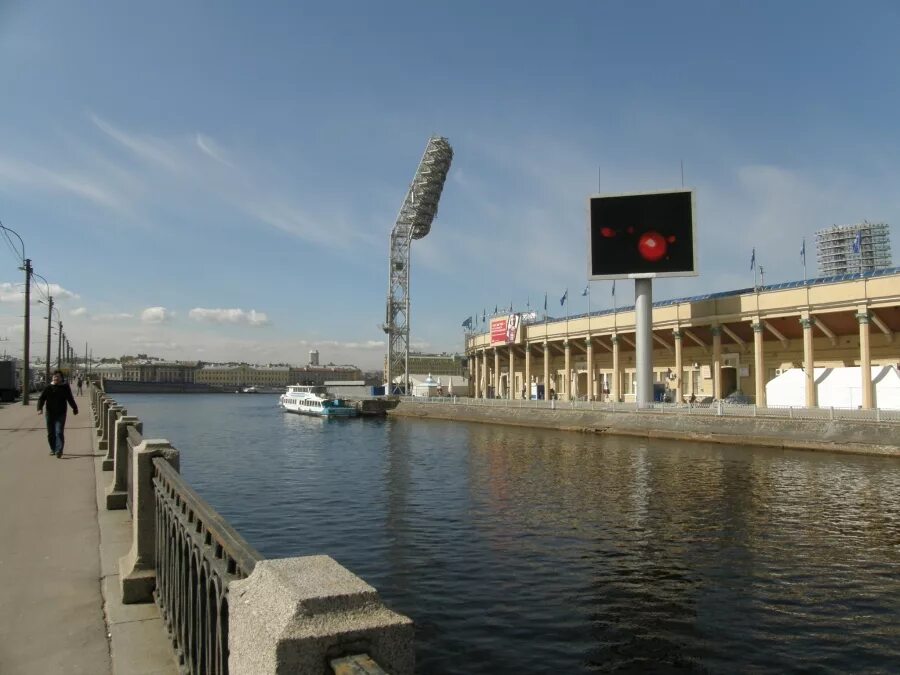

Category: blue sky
[1, 1, 898, 369]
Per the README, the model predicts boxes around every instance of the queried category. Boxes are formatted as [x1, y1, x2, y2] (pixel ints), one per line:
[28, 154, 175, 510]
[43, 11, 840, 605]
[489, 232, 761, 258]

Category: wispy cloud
[189, 307, 269, 326]
[195, 134, 234, 168]
[70, 307, 88, 317]
[0, 155, 130, 213]
[90, 113, 182, 173]
[85, 112, 369, 250]
[140, 307, 171, 323]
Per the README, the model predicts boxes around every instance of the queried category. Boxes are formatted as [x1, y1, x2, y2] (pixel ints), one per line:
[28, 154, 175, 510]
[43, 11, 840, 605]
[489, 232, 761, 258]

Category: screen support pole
[635, 278, 653, 407]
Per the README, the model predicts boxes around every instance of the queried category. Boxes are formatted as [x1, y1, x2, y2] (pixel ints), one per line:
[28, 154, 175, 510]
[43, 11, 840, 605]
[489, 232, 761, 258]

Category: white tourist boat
[279, 385, 358, 418]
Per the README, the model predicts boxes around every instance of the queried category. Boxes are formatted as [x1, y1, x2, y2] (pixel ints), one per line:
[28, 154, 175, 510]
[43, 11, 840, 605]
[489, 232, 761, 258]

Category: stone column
[857, 310, 873, 409]
[119, 439, 180, 603]
[524, 344, 531, 400]
[508, 347, 515, 400]
[105, 416, 142, 510]
[800, 315, 817, 408]
[752, 320, 766, 407]
[563, 340, 571, 401]
[543, 342, 550, 400]
[493, 348, 500, 399]
[103, 405, 126, 470]
[585, 336, 594, 400]
[482, 350, 488, 399]
[229, 556, 414, 675]
[711, 326, 722, 399]
[473, 351, 480, 398]
[611, 334, 620, 402]
[673, 329, 683, 403]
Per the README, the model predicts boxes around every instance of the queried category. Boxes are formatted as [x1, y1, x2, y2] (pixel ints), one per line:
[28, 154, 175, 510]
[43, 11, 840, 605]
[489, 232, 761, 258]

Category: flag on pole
[581, 285, 589, 297]
[750, 248, 756, 270]
[612, 280, 616, 297]
[543, 293, 547, 311]
[560, 289, 568, 306]
[852, 230, 862, 254]
[494, 305, 498, 314]
[482, 308, 486, 323]
[800, 239, 806, 264]
[461, 316, 472, 329]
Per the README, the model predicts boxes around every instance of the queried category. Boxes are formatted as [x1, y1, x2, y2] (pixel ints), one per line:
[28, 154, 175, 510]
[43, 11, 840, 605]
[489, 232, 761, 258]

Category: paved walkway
[0, 394, 176, 674]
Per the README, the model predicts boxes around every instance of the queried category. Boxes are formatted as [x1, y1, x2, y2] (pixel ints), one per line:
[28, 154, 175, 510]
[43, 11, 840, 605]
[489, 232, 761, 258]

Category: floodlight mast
[384, 136, 453, 395]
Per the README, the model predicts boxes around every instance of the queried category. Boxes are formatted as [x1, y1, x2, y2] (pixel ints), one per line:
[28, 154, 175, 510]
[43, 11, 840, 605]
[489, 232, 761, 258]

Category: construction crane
[383, 136, 453, 395]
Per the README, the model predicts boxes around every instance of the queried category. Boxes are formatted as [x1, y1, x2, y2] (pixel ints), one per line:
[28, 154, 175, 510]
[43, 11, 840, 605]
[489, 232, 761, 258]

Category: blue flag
[482, 309, 486, 323]
[612, 280, 615, 297]
[560, 289, 568, 306]
[852, 231, 862, 254]
[494, 305, 498, 314]
[750, 248, 756, 270]
[800, 239, 806, 264]
[461, 316, 472, 329]
[581, 285, 589, 297]
[543, 292, 547, 311]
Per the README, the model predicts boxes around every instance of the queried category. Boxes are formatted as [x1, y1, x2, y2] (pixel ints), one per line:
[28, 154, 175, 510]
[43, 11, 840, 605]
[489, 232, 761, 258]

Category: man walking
[37, 370, 78, 457]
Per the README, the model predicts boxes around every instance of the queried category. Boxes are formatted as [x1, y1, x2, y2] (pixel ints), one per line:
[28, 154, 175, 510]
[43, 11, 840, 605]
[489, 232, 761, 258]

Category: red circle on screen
[638, 232, 667, 262]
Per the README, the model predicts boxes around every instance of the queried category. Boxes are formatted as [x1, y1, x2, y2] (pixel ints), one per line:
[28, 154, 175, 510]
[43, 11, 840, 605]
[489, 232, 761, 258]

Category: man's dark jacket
[37, 383, 78, 417]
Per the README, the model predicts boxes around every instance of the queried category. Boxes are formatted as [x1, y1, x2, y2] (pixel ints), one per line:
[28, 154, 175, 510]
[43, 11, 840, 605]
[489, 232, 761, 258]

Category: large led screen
[589, 189, 697, 279]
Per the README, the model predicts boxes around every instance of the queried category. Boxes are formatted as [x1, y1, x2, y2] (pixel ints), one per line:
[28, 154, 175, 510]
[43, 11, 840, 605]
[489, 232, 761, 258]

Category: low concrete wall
[388, 402, 900, 457]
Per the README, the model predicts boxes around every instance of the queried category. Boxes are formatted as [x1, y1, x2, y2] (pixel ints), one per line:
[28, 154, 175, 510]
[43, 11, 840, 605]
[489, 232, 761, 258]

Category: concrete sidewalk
[0, 394, 177, 674]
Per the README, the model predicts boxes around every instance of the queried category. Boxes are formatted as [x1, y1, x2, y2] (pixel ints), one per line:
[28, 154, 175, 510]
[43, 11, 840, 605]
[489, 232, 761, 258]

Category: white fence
[398, 396, 900, 423]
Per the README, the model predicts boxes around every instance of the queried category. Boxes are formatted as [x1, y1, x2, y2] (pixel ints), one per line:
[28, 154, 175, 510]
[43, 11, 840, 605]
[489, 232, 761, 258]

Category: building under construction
[816, 222, 892, 275]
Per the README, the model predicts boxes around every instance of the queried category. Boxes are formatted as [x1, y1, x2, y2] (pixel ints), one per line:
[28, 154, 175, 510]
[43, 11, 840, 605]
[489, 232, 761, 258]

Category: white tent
[766, 366, 900, 409]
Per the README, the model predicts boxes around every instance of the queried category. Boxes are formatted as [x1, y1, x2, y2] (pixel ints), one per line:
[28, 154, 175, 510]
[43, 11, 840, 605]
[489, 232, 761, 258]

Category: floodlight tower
[384, 136, 453, 394]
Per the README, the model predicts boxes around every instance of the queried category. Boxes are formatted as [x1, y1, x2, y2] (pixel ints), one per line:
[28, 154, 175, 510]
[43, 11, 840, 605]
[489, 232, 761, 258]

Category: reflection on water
[119, 394, 900, 673]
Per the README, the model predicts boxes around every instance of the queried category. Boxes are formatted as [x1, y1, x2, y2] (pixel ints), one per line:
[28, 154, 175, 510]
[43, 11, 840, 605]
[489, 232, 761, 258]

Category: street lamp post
[2, 223, 31, 404]
[32, 271, 54, 388]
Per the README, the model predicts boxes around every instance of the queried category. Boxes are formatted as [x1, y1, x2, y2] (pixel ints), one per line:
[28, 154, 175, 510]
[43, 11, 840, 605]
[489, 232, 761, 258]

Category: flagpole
[802, 238, 807, 284]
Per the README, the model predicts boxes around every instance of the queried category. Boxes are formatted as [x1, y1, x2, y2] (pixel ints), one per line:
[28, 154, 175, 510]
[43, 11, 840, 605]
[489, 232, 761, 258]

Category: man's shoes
[49, 451, 55, 456]
[55, 452, 62, 458]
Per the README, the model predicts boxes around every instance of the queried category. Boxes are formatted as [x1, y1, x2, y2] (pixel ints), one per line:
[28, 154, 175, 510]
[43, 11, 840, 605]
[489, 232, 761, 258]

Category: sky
[1, 1, 899, 370]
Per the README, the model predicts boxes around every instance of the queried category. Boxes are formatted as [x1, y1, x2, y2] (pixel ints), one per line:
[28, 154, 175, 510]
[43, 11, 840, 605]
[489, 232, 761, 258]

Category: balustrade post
[103, 405, 126, 470]
[99, 397, 114, 446]
[119, 439, 180, 604]
[95, 393, 107, 432]
[105, 416, 142, 510]
[229, 556, 414, 675]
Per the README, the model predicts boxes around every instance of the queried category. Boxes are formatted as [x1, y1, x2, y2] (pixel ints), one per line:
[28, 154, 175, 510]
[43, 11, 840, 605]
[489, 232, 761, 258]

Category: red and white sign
[490, 314, 521, 345]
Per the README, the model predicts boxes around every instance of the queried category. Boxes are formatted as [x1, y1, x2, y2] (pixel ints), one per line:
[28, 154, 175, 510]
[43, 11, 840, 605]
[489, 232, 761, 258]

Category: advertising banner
[490, 314, 521, 345]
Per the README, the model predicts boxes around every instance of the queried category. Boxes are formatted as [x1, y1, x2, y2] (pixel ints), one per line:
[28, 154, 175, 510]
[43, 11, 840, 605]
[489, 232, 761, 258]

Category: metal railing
[153, 457, 262, 675]
[399, 396, 900, 423]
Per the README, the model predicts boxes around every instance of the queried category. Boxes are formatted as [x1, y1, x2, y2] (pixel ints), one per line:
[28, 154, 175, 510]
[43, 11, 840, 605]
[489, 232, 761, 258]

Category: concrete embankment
[388, 402, 900, 457]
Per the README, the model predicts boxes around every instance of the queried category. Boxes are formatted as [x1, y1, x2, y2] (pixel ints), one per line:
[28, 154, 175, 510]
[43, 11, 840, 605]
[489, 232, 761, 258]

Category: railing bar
[153, 458, 263, 576]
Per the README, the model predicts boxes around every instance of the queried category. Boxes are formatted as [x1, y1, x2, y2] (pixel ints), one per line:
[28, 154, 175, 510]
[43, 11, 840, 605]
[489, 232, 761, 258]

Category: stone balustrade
[90, 383, 410, 674]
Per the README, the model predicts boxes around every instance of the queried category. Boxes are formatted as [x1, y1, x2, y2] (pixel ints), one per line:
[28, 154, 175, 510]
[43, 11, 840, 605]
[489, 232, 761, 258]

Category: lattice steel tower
[383, 136, 453, 394]
[816, 222, 892, 276]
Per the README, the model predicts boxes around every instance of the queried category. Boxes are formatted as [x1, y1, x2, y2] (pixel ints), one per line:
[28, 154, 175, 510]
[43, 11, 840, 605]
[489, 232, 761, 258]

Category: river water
[118, 394, 900, 673]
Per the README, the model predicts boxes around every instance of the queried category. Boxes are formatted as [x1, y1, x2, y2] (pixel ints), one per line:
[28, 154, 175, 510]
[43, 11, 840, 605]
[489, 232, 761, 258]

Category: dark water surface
[118, 394, 900, 673]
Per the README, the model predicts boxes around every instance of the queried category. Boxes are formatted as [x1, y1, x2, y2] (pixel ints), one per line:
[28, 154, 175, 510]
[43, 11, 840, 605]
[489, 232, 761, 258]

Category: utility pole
[45, 296, 53, 385]
[57, 322, 63, 370]
[22, 258, 32, 405]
